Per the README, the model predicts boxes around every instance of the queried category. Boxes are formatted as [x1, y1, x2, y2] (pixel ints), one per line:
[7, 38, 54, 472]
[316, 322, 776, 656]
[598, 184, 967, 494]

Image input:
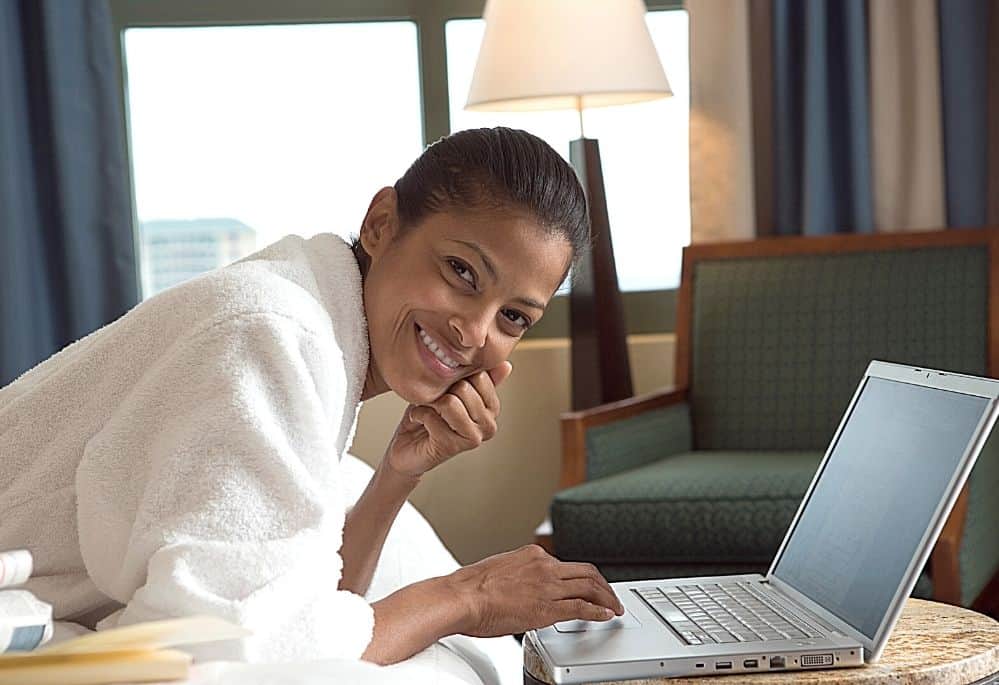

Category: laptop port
[801, 653, 834, 667]
[770, 656, 786, 668]
[743, 659, 759, 668]
[715, 661, 732, 670]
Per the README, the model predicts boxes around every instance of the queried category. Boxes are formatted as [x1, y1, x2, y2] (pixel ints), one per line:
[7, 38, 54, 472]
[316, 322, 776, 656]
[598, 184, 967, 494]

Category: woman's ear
[359, 187, 400, 259]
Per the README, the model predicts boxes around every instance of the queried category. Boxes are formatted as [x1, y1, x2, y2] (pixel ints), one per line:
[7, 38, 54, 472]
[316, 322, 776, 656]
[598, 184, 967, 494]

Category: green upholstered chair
[547, 229, 999, 613]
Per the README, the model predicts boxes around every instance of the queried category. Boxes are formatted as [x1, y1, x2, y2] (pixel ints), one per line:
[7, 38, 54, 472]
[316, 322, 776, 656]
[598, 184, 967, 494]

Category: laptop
[531, 361, 999, 683]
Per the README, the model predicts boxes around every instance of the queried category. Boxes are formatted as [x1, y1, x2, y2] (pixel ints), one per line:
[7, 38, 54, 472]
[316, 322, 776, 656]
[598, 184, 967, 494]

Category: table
[524, 599, 999, 684]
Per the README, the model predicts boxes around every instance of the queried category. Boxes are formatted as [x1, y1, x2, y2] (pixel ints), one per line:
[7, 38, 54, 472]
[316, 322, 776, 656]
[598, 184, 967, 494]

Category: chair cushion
[551, 450, 823, 565]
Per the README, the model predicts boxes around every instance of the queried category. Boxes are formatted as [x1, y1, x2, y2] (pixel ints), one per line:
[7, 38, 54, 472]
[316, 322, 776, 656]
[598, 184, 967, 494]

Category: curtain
[686, 0, 756, 243]
[771, 0, 874, 236]
[869, 0, 946, 232]
[0, 0, 138, 387]
[939, 0, 991, 227]
[687, 0, 999, 241]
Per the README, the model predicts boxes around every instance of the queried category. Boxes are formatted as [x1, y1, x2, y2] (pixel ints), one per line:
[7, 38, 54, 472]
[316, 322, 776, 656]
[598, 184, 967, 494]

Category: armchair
[546, 228, 999, 613]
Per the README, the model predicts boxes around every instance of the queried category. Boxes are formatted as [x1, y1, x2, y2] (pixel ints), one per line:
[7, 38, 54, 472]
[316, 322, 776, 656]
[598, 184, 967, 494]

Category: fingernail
[604, 608, 615, 619]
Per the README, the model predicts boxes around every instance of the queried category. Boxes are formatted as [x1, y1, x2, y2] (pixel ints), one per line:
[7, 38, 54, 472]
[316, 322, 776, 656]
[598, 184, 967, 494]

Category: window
[445, 10, 690, 292]
[112, 1, 686, 334]
[123, 22, 423, 298]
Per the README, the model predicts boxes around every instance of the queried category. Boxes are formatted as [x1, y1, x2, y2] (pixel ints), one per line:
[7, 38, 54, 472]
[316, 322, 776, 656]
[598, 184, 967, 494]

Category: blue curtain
[772, 0, 874, 236]
[939, 0, 990, 228]
[0, 0, 138, 387]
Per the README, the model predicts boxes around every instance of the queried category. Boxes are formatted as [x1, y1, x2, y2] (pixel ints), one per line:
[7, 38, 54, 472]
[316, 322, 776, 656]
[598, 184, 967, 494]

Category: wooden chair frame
[543, 228, 999, 612]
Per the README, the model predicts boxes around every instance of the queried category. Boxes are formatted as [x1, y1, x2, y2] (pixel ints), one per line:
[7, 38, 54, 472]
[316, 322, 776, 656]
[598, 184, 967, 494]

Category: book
[0, 590, 53, 653]
[0, 649, 190, 685]
[0, 615, 250, 685]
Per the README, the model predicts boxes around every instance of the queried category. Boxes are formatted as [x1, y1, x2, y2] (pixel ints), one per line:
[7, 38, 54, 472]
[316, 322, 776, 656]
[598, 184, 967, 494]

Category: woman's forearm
[339, 459, 420, 595]
[362, 575, 469, 665]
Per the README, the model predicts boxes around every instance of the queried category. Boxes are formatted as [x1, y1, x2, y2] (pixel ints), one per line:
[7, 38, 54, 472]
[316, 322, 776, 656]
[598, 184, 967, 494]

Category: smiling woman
[340, 129, 627, 664]
[358, 203, 572, 404]
[0, 126, 624, 673]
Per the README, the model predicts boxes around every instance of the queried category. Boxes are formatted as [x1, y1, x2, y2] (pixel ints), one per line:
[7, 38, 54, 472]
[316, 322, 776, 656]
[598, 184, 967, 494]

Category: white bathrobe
[0, 234, 377, 662]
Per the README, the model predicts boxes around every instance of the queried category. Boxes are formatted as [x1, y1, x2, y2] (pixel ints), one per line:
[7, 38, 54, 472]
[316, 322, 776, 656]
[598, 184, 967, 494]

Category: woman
[0, 127, 623, 666]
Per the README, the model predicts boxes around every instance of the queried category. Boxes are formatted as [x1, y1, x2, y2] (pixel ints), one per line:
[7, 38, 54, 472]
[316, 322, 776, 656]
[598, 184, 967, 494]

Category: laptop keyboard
[634, 581, 824, 645]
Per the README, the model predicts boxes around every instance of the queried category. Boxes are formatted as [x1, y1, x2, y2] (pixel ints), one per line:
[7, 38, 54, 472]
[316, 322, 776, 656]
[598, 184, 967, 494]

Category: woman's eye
[448, 259, 476, 286]
[502, 309, 530, 330]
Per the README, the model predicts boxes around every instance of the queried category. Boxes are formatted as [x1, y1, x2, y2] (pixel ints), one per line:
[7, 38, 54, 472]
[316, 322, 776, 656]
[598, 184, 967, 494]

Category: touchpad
[553, 612, 641, 633]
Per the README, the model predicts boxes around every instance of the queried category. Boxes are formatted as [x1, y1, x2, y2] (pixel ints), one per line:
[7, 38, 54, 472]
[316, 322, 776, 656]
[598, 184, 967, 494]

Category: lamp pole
[568, 99, 633, 409]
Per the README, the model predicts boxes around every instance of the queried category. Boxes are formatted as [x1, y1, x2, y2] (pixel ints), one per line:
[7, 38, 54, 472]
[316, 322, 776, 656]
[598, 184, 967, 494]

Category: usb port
[743, 659, 758, 668]
[770, 656, 786, 668]
[715, 661, 732, 670]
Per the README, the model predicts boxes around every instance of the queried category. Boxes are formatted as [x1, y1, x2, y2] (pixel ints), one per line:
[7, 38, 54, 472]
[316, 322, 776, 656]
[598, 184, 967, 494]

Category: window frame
[109, 0, 684, 338]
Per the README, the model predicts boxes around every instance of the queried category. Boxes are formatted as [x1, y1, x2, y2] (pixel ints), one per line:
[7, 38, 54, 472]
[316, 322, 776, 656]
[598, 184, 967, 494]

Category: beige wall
[349, 333, 676, 564]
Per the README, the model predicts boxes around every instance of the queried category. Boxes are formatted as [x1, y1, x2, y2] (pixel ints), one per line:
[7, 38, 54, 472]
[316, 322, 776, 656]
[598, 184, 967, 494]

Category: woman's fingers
[488, 361, 513, 388]
[466, 371, 500, 415]
[448, 379, 497, 437]
[408, 406, 453, 443]
[432, 394, 480, 441]
[556, 562, 623, 613]
[551, 599, 616, 624]
[551, 578, 623, 615]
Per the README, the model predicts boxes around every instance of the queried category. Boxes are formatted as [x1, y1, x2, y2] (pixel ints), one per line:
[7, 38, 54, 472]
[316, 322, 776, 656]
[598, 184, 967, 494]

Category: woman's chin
[389, 377, 446, 405]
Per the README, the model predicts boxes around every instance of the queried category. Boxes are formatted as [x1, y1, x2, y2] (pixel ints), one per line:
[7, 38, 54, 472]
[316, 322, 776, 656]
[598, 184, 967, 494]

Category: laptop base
[532, 575, 864, 684]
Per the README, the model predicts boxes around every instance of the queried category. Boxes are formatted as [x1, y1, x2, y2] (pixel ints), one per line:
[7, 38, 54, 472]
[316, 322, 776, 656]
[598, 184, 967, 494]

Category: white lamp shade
[466, 0, 672, 112]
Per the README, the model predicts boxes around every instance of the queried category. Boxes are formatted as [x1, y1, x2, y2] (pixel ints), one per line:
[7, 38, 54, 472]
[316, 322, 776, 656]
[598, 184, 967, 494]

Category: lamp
[466, 0, 671, 410]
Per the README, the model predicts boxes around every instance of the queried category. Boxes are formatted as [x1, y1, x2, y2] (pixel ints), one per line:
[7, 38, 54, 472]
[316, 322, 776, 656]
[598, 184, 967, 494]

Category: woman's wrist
[364, 575, 471, 664]
[377, 450, 422, 492]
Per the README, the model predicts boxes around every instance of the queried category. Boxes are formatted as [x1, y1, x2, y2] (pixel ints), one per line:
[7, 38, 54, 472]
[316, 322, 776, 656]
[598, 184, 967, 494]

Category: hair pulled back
[353, 126, 588, 276]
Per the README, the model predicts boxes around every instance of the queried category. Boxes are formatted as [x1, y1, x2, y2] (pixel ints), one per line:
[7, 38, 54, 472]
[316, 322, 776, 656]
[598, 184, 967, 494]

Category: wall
[349, 333, 676, 564]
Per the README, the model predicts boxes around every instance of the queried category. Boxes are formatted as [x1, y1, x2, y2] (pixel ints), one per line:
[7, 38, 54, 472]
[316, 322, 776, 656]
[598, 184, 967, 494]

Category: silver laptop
[531, 361, 999, 683]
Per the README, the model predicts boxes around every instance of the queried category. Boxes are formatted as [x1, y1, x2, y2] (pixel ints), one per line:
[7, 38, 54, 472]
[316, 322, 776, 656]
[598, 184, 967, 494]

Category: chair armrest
[559, 387, 690, 489]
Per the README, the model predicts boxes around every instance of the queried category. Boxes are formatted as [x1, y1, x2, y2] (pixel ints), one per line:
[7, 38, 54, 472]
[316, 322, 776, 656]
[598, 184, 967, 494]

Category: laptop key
[648, 600, 687, 624]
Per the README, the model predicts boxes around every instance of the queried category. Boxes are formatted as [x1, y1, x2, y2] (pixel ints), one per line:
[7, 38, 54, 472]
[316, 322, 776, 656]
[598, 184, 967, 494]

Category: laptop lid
[765, 361, 999, 662]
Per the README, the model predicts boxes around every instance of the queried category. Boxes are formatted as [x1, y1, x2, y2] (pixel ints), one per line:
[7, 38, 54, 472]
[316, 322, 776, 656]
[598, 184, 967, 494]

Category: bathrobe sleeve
[74, 311, 375, 663]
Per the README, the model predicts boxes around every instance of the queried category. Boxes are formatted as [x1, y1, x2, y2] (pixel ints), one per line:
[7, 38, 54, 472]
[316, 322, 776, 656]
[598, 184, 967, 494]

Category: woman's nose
[449, 310, 490, 349]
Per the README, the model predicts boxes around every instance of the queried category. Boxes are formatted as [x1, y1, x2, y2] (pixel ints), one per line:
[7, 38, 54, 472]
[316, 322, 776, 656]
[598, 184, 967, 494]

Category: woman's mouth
[415, 324, 462, 378]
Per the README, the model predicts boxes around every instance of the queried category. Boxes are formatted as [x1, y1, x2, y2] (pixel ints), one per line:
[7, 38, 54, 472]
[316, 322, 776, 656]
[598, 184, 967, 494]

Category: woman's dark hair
[352, 126, 588, 278]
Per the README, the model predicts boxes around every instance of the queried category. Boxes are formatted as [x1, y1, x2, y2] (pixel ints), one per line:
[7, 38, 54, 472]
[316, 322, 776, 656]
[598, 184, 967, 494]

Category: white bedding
[51, 454, 522, 684]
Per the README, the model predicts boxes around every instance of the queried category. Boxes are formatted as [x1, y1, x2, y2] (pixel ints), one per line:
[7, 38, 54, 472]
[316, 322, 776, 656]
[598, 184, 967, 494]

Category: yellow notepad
[0, 615, 250, 685]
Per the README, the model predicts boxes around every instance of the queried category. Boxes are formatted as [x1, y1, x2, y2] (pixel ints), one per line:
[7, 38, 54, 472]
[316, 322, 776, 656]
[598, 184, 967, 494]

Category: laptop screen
[772, 376, 989, 639]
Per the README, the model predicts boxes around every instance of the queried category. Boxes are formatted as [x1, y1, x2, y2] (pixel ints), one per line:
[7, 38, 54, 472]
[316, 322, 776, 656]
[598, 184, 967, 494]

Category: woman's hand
[362, 544, 624, 665]
[386, 362, 513, 478]
[446, 544, 625, 637]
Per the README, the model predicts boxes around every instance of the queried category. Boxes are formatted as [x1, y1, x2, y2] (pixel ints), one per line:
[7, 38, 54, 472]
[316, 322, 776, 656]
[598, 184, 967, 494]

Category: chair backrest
[675, 229, 999, 451]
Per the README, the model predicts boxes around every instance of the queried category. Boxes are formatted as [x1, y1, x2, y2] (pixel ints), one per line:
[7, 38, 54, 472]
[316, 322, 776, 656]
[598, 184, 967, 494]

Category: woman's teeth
[418, 327, 460, 369]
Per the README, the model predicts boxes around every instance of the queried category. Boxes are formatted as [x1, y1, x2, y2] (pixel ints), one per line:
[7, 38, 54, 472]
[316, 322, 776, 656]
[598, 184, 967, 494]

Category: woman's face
[359, 187, 572, 404]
